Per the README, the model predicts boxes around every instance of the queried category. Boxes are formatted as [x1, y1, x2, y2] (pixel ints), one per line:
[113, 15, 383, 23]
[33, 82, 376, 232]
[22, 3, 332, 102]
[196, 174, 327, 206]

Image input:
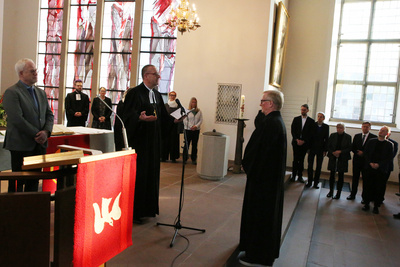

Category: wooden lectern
[0, 149, 136, 267]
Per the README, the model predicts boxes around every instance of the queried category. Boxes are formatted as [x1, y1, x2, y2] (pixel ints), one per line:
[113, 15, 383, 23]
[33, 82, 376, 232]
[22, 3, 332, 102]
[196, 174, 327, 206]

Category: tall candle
[240, 95, 245, 118]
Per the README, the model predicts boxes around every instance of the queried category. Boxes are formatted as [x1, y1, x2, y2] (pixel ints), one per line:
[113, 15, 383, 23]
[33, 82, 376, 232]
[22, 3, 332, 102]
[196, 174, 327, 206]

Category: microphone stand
[97, 95, 131, 150]
[157, 105, 205, 247]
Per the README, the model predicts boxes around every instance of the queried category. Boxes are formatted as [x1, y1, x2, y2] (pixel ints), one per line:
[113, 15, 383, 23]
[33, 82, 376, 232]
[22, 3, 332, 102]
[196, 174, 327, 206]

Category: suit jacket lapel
[18, 82, 39, 114]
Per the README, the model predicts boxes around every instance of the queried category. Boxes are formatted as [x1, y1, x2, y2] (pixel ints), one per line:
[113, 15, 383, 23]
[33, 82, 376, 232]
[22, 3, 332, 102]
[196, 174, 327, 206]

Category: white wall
[173, 0, 279, 161]
[1, 0, 40, 91]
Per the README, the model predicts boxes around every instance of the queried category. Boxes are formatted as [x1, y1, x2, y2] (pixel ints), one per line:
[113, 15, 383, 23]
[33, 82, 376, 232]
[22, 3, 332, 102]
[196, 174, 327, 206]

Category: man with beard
[65, 79, 90, 127]
[122, 64, 171, 223]
[290, 104, 314, 183]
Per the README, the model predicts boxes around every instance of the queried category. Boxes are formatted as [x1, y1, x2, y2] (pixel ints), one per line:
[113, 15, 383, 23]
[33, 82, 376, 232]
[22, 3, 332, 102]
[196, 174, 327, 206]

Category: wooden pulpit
[0, 149, 136, 267]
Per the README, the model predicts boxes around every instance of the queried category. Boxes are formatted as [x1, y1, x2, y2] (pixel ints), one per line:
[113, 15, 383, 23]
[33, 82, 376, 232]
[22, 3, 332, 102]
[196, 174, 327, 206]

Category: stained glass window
[66, 0, 97, 99]
[37, 0, 179, 126]
[37, 0, 64, 124]
[139, 0, 177, 94]
[99, 0, 135, 122]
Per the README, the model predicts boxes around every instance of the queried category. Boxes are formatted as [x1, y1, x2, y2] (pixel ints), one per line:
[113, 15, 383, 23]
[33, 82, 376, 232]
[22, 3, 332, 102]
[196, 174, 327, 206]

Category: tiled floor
[306, 180, 400, 267]
[107, 160, 245, 267]
[2, 162, 400, 267]
[108, 162, 400, 267]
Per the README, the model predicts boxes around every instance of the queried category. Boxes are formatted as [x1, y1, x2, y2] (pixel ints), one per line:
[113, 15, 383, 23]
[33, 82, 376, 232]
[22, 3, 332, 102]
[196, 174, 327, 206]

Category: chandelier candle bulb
[165, 0, 201, 34]
[240, 95, 245, 118]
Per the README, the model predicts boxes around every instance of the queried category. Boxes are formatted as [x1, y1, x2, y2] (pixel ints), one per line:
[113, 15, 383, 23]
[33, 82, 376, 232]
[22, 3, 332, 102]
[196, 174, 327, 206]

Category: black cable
[170, 233, 190, 267]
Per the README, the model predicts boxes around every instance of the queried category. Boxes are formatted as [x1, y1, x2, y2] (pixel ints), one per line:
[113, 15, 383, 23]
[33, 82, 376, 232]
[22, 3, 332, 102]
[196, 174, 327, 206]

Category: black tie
[28, 87, 38, 109]
[362, 134, 366, 145]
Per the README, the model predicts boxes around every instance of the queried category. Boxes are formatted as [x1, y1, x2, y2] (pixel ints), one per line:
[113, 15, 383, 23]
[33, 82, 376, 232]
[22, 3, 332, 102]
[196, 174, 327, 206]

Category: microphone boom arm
[97, 95, 131, 150]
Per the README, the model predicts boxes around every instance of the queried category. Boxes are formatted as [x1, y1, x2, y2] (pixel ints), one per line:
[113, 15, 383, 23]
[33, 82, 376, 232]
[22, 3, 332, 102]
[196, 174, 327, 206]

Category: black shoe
[313, 185, 320, 189]
[289, 175, 296, 182]
[333, 194, 341, 199]
[326, 192, 333, 198]
[362, 204, 370, 211]
[393, 213, 400, 219]
[395, 192, 400, 197]
[373, 206, 379, 214]
[239, 256, 270, 267]
[361, 200, 365, 204]
[133, 217, 143, 224]
[305, 182, 312, 188]
[347, 195, 355, 200]
[298, 177, 305, 183]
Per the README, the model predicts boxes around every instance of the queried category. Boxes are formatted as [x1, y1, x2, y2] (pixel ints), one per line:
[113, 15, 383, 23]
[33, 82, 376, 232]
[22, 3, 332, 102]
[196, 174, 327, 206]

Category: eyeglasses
[260, 99, 272, 104]
[147, 72, 160, 77]
[169, 94, 176, 97]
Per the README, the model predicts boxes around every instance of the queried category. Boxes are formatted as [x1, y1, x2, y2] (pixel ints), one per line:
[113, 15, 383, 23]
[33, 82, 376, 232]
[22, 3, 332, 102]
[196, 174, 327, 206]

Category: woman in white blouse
[183, 97, 203, 164]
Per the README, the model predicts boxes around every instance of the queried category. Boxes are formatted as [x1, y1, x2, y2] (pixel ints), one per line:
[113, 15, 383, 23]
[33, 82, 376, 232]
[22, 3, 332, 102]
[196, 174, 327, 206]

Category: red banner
[73, 153, 136, 267]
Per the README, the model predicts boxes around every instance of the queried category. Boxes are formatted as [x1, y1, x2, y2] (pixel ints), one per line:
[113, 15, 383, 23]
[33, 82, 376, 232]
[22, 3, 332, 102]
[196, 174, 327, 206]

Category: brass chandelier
[165, 0, 200, 34]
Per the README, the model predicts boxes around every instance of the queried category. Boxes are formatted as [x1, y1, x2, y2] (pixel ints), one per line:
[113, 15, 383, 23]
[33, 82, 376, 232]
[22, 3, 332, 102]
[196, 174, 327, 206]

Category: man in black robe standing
[122, 64, 170, 222]
[362, 126, 393, 214]
[239, 89, 287, 267]
[65, 79, 90, 127]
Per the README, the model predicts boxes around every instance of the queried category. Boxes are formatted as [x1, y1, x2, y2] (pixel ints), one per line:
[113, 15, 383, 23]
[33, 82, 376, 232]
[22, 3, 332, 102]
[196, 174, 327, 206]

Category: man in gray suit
[3, 58, 54, 192]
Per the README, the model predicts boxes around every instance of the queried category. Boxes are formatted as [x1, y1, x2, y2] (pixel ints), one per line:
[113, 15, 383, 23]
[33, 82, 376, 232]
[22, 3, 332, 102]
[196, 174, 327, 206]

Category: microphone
[175, 98, 186, 115]
[97, 95, 131, 151]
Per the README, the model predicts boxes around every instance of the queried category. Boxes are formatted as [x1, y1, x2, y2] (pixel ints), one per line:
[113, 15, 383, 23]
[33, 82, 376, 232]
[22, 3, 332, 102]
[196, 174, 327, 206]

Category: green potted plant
[0, 94, 7, 129]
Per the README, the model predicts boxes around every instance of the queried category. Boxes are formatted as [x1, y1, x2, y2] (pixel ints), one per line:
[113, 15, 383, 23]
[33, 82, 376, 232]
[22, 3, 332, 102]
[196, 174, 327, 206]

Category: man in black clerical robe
[122, 65, 170, 222]
[65, 79, 90, 127]
[239, 89, 287, 267]
[362, 126, 393, 214]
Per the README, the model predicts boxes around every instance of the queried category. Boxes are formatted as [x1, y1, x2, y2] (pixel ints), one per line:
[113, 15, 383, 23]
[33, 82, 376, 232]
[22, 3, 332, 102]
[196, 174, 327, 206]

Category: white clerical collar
[168, 100, 178, 108]
[144, 83, 155, 91]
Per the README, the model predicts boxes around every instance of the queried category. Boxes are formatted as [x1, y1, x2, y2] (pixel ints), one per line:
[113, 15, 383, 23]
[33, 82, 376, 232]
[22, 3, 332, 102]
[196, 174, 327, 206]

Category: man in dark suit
[362, 126, 393, 214]
[122, 64, 171, 222]
[290, 104, 314, 183]
[3, 58, 54, 192]
[380, 132, 398, 204]
[306, 112, 329, 189]
[347, 122, 377, 200]
[65, 79, 90, 127]
[327, 123, 352, 199]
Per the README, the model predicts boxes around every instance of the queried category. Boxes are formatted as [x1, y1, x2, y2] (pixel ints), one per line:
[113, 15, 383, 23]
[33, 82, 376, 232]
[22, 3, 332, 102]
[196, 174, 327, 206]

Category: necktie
[28, 87, 38, 109]
[362, 134, 366, 145]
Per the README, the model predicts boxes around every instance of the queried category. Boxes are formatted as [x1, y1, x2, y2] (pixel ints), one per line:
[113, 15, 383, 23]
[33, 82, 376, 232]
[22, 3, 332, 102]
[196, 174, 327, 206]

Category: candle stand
[232, 118, 248, 173]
